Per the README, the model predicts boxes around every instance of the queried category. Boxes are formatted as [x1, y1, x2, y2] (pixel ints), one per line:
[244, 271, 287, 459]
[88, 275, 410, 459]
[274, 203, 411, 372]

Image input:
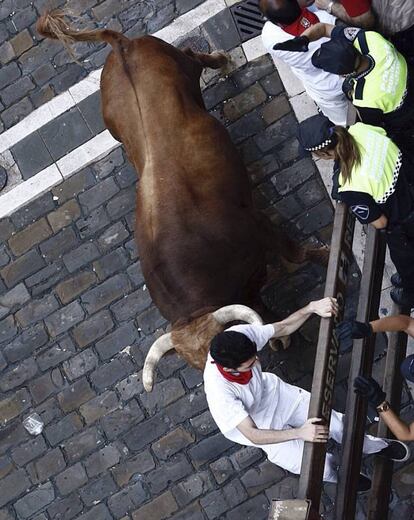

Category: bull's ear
[143, 333, 174, 392]
[212, 305, 263, 326]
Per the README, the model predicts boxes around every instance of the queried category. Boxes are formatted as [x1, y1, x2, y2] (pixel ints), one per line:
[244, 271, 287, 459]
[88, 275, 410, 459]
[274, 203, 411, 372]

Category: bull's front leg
[183, 47, 228, 69]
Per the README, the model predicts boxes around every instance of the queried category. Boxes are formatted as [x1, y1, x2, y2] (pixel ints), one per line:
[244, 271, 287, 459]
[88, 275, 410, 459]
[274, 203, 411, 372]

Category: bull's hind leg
[257, 212, 330, 267]
[183, 48, 228, 69]
[279, 231, 330, 267]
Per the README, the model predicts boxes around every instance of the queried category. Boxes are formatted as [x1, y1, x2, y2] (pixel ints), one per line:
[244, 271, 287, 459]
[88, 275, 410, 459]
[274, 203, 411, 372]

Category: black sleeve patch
[351, 204, 370, 220]
[339, 191, 382, 224]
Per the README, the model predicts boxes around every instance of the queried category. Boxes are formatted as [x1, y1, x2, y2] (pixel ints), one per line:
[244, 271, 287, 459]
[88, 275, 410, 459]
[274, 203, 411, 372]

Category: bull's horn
[143, 333, 174, 392]
[212, 304, 263, 325]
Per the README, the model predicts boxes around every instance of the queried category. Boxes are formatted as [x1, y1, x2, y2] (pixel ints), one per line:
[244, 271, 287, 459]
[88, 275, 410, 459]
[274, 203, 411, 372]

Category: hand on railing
[298, 418, 329, 443]
[310, 297, 339, 318]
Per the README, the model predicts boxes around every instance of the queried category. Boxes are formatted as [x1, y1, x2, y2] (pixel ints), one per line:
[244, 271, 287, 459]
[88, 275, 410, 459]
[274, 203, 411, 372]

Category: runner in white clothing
[259, 0, 349, 125]
[203, 297, 410, 489]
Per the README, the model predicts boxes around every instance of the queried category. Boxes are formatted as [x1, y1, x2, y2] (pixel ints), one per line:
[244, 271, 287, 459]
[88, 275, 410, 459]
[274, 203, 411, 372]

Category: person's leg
[390, 222, 414, 291]
[267, 389, 338, 482]
[287, 393, 344, 443]
[263, 438, 338, 483]
[387, 230, 414, 289]
[387, 225, 414, 305]
[280, 393, 388, 480]
[327, 408, 388, 452]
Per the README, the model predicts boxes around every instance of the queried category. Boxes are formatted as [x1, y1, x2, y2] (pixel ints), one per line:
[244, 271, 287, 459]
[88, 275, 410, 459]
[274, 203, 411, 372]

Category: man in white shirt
[204, 297, 410, 488]
[259, 0, 350, 125]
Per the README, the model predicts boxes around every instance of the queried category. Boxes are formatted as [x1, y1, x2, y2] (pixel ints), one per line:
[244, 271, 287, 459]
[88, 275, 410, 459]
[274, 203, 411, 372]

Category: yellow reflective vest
[351, 31, 407, 114]
[338, 123, 402, 204]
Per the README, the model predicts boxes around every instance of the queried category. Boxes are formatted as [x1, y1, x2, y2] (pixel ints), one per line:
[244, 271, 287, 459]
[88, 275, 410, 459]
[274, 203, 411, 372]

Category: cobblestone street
[0, 1, 413, 520]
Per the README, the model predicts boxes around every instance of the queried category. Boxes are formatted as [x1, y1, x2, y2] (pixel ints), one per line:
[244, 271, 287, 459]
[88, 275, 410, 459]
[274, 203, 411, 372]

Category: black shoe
[356, 474, 371, 493]
[390, 272, 403, 288]
[379, 440, 410, 462]
[390, 287, 414, 308]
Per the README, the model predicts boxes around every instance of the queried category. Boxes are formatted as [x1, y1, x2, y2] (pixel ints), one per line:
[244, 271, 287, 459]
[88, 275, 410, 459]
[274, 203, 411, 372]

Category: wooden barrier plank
[334, 227, 386, 519]
[297, 202, 355, 515]
[367, 303, 410, 520]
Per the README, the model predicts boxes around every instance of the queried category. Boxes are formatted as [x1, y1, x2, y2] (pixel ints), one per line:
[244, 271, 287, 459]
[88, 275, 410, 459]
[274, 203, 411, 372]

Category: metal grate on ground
[230, 0, 265, 42]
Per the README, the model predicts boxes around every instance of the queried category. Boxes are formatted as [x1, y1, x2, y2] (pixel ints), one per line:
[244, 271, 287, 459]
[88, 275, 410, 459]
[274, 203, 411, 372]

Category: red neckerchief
[215, 363, 253, 384]
[282, 8, 320, 37]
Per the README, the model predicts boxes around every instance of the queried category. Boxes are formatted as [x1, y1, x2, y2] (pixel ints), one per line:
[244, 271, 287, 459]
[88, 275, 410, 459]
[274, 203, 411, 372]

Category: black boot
[378, 440, 410, 462]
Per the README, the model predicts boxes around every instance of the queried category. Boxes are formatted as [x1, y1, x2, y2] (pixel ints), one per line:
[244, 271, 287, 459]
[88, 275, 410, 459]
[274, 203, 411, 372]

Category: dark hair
[259, 0, 301, 25]
[210, 331, 257, 369]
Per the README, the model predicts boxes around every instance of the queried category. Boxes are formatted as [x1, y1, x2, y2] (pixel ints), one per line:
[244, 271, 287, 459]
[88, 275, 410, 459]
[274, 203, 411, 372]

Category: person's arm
[315, 0, 375, 29]
[356, 106, 385, 127]
[377, 406, 414, 441]
[270, 297, 338, 338]
[336, 315, 414, 352]
[272, 22, 335, 53]
[370, 315, 414, 336]
[354, 376, 414, 441]
[301, 22, 335, 41]
[237, 415, 329, 444]
[338, 191, 383, 226]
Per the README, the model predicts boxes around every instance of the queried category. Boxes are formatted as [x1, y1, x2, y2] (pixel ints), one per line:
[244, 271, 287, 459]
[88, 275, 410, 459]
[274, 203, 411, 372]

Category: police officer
[297, 114, 414, 307]
[350, 316, 414, 442]
[334, 314, 414, 442]
[274, 23, 414, 146]
[354, 372, 414, 441]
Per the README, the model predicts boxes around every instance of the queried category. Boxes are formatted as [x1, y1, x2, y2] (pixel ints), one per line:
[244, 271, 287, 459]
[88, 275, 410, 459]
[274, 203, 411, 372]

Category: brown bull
[37, 12, 327, 391]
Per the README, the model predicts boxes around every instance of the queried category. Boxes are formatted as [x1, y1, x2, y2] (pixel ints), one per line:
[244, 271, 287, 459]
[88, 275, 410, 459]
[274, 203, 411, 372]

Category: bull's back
[100, 36, 266, 323]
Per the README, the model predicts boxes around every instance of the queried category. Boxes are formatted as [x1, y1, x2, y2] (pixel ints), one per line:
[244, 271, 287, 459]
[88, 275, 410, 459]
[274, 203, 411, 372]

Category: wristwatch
[326, 1, 335, 14]
[376, 400, 390, 413]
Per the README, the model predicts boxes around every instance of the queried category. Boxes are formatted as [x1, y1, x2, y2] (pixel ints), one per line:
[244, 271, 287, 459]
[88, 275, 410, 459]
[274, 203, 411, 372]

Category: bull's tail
[36, 10, 128, 58]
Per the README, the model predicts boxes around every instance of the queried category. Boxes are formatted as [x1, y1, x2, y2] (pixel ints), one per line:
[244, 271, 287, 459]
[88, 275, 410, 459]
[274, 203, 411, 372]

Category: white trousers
[262, 391, 388, 482]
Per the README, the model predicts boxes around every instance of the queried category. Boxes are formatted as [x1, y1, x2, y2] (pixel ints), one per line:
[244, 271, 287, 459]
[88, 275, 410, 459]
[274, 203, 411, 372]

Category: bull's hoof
[306, 245, 330, 267]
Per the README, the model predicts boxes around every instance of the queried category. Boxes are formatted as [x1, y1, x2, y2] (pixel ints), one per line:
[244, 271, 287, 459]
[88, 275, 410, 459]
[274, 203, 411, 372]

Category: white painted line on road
[156, 0, 226, 43]
[68, 68, 102, 105]
[57, 130, 119, 179]
[0, 165, 62, 219]
[0, 0, 226, 155]
[0, 92, 74, 154]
